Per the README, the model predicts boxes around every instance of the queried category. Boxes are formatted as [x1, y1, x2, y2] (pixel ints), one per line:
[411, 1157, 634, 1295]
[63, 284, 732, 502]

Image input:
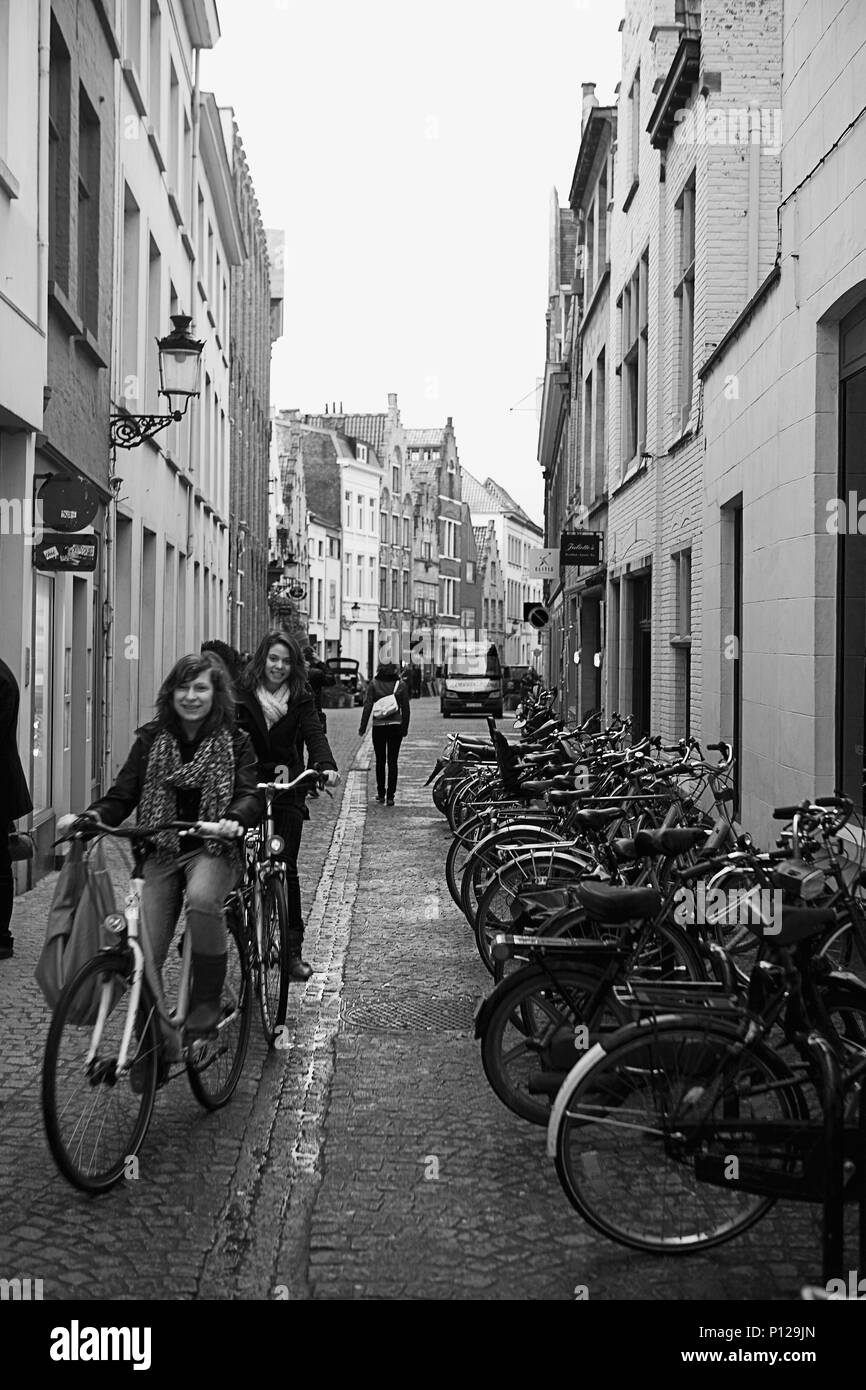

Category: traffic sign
[527, 546, 558, 580]
[523, 602, 549, 629]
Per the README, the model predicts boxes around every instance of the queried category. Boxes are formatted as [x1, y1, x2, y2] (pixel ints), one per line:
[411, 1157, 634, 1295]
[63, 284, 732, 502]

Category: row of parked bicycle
[429, 688, 866, 1290]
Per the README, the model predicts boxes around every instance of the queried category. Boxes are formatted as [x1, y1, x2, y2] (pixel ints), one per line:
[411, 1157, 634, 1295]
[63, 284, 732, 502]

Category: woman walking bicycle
[58, 651, 263, 1038]
[358, 659, 410, 806]
[235, 632, 340, 981]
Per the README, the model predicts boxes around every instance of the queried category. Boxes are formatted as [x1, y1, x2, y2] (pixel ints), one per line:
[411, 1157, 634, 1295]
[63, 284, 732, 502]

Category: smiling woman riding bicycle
[58, 651, 263, 1039]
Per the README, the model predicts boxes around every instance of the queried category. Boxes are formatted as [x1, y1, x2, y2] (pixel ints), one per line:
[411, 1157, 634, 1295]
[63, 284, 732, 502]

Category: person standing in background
[0, 657, 35, 960]
[358, 659, 410, 806]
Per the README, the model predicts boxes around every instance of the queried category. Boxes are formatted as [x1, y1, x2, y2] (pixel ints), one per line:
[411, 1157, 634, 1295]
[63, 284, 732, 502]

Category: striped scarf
[137, 726, 237, 860]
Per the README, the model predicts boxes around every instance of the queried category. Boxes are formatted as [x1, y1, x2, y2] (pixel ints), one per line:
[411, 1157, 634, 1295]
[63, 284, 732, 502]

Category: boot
[185, 952, 228, 1036]
[286, 930, 312, 982]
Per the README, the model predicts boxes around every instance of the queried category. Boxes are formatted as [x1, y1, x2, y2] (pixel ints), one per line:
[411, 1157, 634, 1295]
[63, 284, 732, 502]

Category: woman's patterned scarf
[256, 682, 291, 730]
[138, 726, 237, 859]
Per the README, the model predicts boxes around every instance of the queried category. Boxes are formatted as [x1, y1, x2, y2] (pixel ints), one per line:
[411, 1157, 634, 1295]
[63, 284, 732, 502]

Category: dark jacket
[235, 685, 337, 817]
[358, 665, 410, 737]
[0, 657, 33, 823]
[305, 659, 334, 716]
[87, 720, 263, 842]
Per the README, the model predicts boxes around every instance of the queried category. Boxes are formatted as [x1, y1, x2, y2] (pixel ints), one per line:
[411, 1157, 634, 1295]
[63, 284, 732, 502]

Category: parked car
[323, 657, 364, 707]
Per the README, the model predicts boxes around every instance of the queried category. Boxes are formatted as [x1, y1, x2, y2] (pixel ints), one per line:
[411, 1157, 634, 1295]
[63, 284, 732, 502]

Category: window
[391, 568, 399, 609]
[48, 18, 71, 293]
[392, 465, 400, 493]
[388, 513, 397, 546]
[369, 497, 375, 532]
[357, 443, 368, 463]
[628, 67, 640, 191]
[369, 555, 375, 598]
[583, 370, 593, 502]
[76, 87, 100, 332]
[357, 494, 364, 529]
[146, 234, 161, 411]
[585, 203, 595, 297]
[345, 552, 351, 596]
[345, 490, 352, 528]
[357, 554, 363, 596]
[618, 251, 649, 470]
[441, 577, 456, 616]
[328, 536, 337, 558]
[318, 539, 323, 558]
[328, 580, 336, 617]
[442, 519, 459, 559]
[403, 516, 410, 549]
[674, 174, 696, 431]
[402, 571, 409, 609]
[168, 61, 179, 192]
[594, 349, 606, 502]
[380, 566, 387, 606]
[148, 0, 161, 135]
[422, 540, 432, 562]
[380, 507, 388, 540]
[466, 561, 475, 583]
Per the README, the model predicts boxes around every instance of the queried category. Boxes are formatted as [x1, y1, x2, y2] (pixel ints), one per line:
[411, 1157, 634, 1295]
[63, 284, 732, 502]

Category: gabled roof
[461, 468, 543, 533]
[405, 428, 444, 448]
[302, 413, 388, 460]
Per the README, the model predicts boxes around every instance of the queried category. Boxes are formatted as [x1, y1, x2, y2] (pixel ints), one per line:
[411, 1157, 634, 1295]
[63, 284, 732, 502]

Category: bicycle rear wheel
[258, 876, 289, 1044]
[187, 912, 252, 1110]
[42, 952, 160, 1193]
[481, 964, 627, 1125]
[551, 1015, 807, 1252]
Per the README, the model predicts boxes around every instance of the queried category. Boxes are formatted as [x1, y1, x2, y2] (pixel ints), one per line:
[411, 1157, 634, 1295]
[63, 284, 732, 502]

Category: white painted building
[340, 440, 381, 677]
[307, 514, 342, 661]
[460, 469, 544, 668]
[109, 0, 242, 773]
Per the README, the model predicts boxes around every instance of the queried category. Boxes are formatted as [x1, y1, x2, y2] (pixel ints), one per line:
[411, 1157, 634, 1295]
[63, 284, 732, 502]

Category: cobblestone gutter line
[198, 738, 372, 1300]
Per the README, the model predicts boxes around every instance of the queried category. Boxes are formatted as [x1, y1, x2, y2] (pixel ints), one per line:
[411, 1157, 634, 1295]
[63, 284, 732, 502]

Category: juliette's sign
[560, 532, 601, 567]
[33, 534, 100, 572]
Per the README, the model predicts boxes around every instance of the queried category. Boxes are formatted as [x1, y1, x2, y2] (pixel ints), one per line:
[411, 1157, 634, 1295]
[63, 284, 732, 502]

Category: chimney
[581, 82, 598, 133]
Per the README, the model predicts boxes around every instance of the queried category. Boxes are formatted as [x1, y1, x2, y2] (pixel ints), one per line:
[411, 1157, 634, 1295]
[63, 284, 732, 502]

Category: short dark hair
[155, 651, 236, 736]
[201, 639, 246, 683]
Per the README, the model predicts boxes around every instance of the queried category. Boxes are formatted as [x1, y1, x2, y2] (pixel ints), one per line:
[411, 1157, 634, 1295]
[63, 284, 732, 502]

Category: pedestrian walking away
[299, 645, 335, 794]
[358, 660, 410, 806]
[235, 631, 340, 980]
[0, 656, 34, 960]
[57, 650, 263, 1038]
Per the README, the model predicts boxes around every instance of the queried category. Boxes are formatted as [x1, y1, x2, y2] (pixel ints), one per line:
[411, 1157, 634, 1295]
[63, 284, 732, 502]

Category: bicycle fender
[474, 961, 610, 1040]
[544, 1011, 690, 1158]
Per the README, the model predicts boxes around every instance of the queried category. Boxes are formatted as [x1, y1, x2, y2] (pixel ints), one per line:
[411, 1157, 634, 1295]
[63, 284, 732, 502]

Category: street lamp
[351, 602, 361, 618]
[110, 315, 204, 449]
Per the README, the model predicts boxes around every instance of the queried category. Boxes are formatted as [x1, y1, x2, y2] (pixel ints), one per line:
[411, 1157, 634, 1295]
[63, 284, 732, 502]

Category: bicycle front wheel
[551, 1015, 807, 1253]
[42, 952, 160, 1193]
[187, 911, 252, 1110]
[258, 877, 290, 1045]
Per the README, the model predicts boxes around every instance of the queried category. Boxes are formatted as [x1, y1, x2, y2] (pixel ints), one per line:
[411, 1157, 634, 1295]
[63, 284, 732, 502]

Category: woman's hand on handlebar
[56, 810, 101, 835]
[191, 818, 244, 841]
[321, 769, 340, 788]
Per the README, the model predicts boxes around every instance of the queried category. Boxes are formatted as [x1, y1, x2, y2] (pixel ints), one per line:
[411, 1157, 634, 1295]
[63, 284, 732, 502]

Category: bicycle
[42, 818, 252, 1193]
[546, 816, 866, 1270]
[238, 770, 328, 1045]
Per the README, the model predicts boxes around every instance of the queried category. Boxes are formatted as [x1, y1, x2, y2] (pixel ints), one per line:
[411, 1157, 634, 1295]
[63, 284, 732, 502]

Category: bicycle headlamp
[268, 835, 285, 856]
[103, 914, 126, 935]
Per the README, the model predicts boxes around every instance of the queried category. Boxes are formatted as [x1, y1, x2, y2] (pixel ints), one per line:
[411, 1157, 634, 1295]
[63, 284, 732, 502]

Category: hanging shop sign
[560, 532, 602, 567]
[33, 534, 100, 572]
[37, 477, 100, 532]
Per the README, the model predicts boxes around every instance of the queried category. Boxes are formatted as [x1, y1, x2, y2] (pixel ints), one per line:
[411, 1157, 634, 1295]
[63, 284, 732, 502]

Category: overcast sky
[202, 0, 622, 525]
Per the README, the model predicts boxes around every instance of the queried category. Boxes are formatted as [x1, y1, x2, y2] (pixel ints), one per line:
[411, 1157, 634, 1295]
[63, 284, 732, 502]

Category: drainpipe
[37, 0, 49, 335]
[186, 46, 202, 563]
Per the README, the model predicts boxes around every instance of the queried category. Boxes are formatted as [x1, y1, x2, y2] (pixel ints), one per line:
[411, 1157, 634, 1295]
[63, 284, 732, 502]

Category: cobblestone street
[0, 702, 831, 1301]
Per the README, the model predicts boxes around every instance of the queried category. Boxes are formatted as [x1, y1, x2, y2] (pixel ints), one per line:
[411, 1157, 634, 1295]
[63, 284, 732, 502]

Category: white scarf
[256, 681, 291, 730]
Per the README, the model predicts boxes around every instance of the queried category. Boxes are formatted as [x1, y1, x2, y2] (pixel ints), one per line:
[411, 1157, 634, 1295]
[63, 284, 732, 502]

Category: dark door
[632, 575, 652, 736]
[367, 628, 375, 679]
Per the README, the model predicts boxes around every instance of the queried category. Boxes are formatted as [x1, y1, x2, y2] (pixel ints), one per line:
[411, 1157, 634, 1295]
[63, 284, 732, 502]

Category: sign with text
[560, 532, 601, 567]
[527, 546, 558, 580]
[37, 476, 100, 532]
[33, 533, 100, 572]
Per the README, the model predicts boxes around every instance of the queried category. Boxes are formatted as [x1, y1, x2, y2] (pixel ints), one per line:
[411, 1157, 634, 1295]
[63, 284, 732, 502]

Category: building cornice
[199, 93, 246, 265]
[647, 36, 701, 150]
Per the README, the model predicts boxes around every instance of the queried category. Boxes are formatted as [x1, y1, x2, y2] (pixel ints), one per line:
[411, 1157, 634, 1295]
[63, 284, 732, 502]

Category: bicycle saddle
[573, 808, 623, 830]
[633, 827, 709, 857]
[575, 881, 663, 923]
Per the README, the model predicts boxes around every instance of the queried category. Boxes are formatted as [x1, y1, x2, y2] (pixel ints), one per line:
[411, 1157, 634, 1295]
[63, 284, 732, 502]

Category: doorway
[631, 573, 652, 736]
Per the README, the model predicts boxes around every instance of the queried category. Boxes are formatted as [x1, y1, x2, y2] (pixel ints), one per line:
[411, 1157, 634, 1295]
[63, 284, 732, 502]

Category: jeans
[273, 802, 305, 938]
[0, 827, 12, 944]
[371, 725, 403, 798]
[140, 848, 240, 980]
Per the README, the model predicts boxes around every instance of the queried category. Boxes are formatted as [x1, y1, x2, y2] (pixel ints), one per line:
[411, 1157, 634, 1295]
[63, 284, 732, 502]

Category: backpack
[371, 679, 401, 722]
